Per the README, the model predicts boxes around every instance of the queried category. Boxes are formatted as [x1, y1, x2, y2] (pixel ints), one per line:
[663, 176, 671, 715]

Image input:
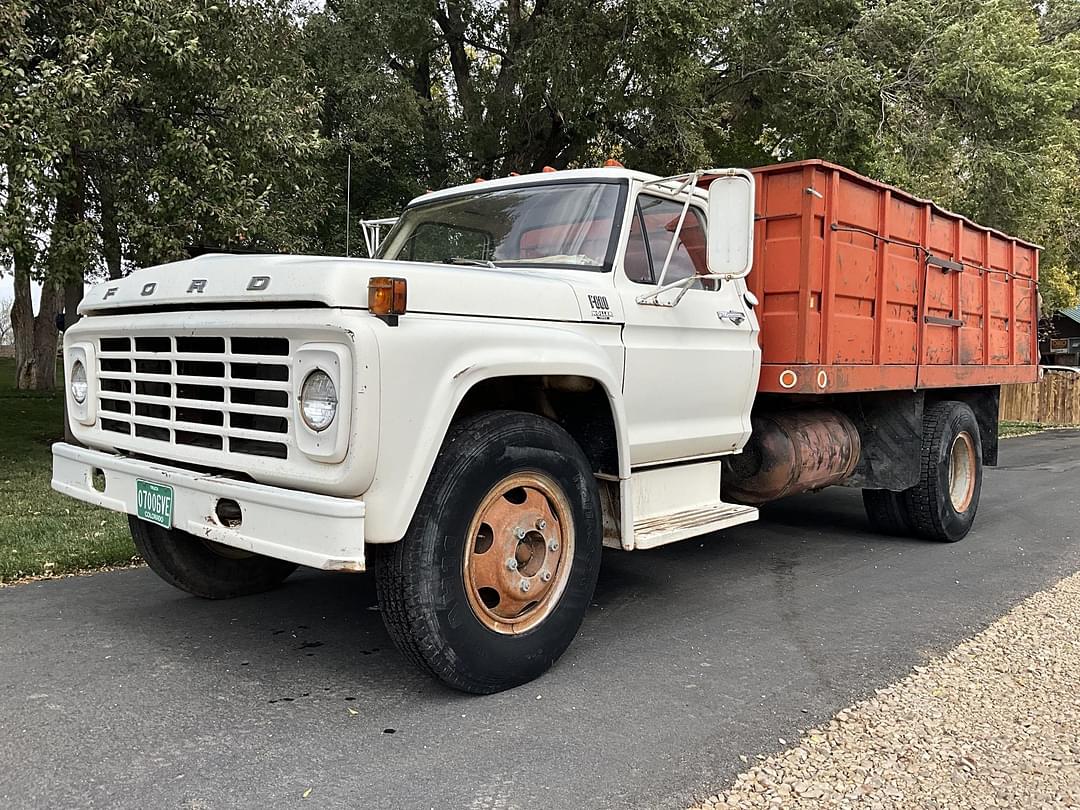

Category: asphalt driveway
[2, 431, 1078, 809]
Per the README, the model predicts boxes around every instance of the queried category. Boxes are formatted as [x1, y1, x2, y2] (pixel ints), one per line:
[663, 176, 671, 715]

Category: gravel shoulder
[693, 568, 1080, 809]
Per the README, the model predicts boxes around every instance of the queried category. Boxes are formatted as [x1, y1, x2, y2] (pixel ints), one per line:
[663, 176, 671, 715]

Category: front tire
[901, 401, 983, 542]
[129, 517, 298, 599]
[375, 410, 602, 694]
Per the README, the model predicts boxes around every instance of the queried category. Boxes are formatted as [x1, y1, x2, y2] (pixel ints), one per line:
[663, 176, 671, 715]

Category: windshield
[378, 181, 625, 271]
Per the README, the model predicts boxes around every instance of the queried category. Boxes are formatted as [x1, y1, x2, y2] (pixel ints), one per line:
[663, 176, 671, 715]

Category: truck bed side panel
[747, 160, 1039, 394]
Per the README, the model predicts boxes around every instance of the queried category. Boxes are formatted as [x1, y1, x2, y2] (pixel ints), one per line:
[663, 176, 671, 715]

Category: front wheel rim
[948, 431, 977, 512]
[463, 472, 574, 634]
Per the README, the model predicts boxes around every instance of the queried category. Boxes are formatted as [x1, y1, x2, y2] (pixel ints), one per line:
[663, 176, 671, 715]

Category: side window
[623, 195, 711, 288]
[624, 207, 652, 283]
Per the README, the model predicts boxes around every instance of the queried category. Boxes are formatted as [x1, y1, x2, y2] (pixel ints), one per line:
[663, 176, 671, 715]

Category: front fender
[362, 314, 628, 542]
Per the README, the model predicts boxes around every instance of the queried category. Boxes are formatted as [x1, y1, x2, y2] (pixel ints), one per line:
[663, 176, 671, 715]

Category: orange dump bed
[746, 160, 1039, 395]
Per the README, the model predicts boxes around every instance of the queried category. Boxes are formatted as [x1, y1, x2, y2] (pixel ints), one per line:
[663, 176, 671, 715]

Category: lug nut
[520, 579, 530, 592]
[514, 527, 526, 540]
[536, 519, 547, 530]
[540, 571, 552, 582]
[506, 558, 518, 571]
[549, 540, 559, 552]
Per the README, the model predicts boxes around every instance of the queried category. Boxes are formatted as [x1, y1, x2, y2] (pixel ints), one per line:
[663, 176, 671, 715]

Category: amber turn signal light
[368, 276, 407, 324]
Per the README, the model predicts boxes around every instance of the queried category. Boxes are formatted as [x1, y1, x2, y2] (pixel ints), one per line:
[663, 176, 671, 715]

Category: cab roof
[408, 167, 673, 208]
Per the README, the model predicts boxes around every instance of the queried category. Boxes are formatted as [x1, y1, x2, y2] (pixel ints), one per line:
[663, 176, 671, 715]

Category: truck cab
[52, 164, 1032, 693]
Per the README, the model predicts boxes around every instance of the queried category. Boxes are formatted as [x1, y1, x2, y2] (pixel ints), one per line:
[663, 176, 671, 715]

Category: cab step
[633, 502, 758, 549]
[626, 459, 759, 550]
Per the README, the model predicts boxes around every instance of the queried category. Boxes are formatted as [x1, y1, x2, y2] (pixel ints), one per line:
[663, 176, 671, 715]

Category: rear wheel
[901, 401, 983, 542]
[375, 410, 602, 694]
[129, 517, 297, 599]
[861, 488, 911, 536]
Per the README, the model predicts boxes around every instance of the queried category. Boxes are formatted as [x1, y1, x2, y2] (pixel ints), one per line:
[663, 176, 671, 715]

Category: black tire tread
[375, 414, 508, 690]
[372, 540, 444, 681]
[130, 517, 297, 599]
[901, 401, 979, 542]
[862, 488, 910, 536]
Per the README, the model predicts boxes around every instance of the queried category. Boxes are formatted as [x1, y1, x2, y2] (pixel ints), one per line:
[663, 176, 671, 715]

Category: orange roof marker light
[603, 159, 624, 168]
[541, 166, 557, 173]
[474, 177, 486, 183]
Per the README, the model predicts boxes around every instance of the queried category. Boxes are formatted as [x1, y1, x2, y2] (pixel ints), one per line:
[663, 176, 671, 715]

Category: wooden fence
[1000, 369, 1080, 424]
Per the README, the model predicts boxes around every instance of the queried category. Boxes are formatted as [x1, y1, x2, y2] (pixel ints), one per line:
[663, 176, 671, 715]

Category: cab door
[616, 191, 760, 466]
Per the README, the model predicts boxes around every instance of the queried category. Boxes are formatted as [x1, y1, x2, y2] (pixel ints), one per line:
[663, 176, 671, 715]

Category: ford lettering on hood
[79, 253, 610, 323]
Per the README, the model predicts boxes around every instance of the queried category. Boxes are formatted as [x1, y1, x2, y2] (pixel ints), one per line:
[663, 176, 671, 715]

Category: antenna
[345, 153, 352, 257]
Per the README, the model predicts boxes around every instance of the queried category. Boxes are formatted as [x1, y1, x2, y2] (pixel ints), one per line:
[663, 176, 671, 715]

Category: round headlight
[300, 370, 338, 432]
[70, 359, 88, 404]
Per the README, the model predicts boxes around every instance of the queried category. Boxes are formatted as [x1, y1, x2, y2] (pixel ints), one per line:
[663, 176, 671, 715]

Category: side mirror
[706, 170, 755, 278]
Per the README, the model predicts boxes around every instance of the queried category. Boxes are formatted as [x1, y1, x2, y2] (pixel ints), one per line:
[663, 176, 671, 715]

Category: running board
[632, 502, 758, 550]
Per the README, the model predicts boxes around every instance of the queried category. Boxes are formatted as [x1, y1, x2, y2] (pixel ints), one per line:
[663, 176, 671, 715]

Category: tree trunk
[100, 178, 123, 280]
[11, 247, 62, 391]
[64, 280, 82, 332]
[58, 150, 87, 331]
[411, 49, 450, 189]
[8, 176, 60, 390]
[11, 149, 85, 390]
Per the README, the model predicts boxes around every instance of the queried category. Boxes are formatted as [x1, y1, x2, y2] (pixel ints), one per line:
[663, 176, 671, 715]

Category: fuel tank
[722, 409, 861, 504]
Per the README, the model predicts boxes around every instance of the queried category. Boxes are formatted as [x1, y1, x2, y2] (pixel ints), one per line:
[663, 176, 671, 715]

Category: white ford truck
[52, 163, 1036, 693]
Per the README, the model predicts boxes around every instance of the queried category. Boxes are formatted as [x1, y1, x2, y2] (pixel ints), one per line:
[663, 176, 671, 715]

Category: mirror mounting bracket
[636, 273, 727, 308]
[638, 166, 755, 285]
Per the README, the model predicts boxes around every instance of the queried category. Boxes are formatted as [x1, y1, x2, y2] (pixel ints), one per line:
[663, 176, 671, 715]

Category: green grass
[999, 420, 1045, 438]
[0, 357, 135, 583]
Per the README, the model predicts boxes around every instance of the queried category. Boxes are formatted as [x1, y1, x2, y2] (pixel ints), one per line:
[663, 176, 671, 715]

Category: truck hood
[79, 254, 615, 323]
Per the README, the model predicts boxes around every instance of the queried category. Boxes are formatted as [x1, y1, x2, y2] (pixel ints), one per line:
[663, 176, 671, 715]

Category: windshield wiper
[444, 257, 499, 269]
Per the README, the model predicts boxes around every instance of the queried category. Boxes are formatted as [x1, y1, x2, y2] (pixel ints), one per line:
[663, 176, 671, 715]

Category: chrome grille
[95, 335, 291, 460]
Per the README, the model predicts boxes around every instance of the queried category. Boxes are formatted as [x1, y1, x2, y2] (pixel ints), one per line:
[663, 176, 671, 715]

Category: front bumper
[51, 443, 366, 571]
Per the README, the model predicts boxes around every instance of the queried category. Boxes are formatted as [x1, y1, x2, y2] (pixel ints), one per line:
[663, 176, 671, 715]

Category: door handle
[717, 310, 745, 325]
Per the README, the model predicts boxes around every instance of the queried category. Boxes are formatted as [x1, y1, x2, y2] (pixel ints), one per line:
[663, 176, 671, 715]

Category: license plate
[136, 480, 174, 529]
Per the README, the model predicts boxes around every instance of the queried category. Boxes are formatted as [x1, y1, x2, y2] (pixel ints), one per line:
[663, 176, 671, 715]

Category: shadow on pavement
[107, 485, 922, 699]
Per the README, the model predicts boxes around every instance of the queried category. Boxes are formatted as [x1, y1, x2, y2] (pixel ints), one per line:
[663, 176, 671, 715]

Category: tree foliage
[1, 0, 327, 387]
[309, 0, 1080, 308]
[699, 0, 1080, 305]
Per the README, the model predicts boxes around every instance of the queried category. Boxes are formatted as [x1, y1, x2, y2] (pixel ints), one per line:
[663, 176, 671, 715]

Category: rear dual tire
[862, 401, 982, 543]
[861, 488, 911, 536]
